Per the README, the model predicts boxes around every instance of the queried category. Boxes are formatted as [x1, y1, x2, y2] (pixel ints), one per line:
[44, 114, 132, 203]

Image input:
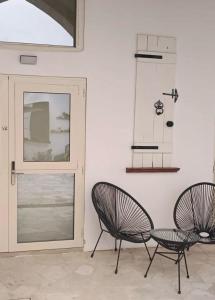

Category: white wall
[0, 0, 215, 251]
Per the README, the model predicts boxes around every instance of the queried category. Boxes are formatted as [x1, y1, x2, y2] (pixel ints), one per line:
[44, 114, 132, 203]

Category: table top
[151, 228, 200, 245]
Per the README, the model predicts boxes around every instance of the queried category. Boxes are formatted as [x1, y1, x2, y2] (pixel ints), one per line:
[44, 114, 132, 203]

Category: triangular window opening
[0, 0, 77, 47]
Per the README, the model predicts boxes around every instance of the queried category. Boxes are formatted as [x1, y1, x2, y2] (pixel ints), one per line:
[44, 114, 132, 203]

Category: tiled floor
[1, 245, 215, 300]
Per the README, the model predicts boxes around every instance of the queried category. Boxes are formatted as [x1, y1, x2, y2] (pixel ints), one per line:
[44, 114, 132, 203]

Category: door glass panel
[17, 173, 75, 243]
[23, 92, 70, 162]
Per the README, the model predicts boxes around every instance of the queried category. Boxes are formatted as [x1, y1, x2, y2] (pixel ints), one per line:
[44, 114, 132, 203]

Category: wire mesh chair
[91, 182, 154, 273]
[173, 182, 215, 244]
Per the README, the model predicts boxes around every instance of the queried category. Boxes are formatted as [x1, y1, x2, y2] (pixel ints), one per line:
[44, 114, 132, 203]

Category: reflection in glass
[0, 0, 76, 46]
[24, 92, 70, 162]
[17, 174, 75, 243]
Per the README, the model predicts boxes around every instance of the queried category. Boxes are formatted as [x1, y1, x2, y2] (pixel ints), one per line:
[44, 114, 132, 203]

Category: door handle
[163, 88, 179, 103]
[11, 161, 15, 185]
[11, 161, 24, 185]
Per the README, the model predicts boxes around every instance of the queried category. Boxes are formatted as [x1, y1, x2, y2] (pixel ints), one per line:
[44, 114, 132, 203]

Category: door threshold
[0, 247, 83, 258]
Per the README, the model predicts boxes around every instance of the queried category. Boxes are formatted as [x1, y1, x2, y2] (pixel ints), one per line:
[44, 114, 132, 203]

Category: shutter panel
[132, 34, 177, 168]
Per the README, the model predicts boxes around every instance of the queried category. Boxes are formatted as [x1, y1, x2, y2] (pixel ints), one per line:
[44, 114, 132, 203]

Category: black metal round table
[144, 228, 199, 294]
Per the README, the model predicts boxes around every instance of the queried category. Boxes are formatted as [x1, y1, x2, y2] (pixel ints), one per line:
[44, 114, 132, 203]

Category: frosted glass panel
[24, 92, 70, 162]
[17, 174, 75, 243]
[0, 0, 76, 46]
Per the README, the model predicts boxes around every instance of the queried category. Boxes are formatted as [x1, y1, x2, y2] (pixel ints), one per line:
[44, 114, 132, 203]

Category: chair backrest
[174, 182, 215, 234]
[92, 182, 154, 239]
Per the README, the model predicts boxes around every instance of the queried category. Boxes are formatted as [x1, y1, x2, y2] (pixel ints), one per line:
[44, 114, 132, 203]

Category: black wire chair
[91, 182, 154, 273]
[173, 182, 215, 244]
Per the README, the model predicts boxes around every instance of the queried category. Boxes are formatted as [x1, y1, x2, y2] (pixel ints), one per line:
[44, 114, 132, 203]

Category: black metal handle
[135, 53, 163, 60]
[131, 146, 159, 150]
[163, 88, 179, 103]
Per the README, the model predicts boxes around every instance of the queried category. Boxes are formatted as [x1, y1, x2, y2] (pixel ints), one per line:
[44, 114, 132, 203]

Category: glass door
[9, 75, 86, 251]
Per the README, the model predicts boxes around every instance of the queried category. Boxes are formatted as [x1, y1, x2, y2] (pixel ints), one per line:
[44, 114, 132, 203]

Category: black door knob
[166, 121, 174, 127]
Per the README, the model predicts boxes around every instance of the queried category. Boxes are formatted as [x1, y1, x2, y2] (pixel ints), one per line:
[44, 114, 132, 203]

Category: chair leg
[178, 252, 181, 294]
[115, 238, 117, 251]
[115, 239, 122, 274]
[144, 243, 159, 278]
[91, 230, 103, 258]
[144, 242, 151, 260]
[175, 252, 183, 264]
[183, 250, 189, 278]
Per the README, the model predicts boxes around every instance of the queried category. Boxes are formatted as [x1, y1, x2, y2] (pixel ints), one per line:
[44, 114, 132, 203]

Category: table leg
[177, 252, 181, 294]
[144, 243, 159, 278]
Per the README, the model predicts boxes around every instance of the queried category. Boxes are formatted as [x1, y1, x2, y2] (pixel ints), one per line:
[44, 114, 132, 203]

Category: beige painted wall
[0, 0, 214, 250]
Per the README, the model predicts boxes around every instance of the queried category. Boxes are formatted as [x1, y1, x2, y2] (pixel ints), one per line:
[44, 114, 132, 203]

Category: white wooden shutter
[132, 34, 177, 168]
